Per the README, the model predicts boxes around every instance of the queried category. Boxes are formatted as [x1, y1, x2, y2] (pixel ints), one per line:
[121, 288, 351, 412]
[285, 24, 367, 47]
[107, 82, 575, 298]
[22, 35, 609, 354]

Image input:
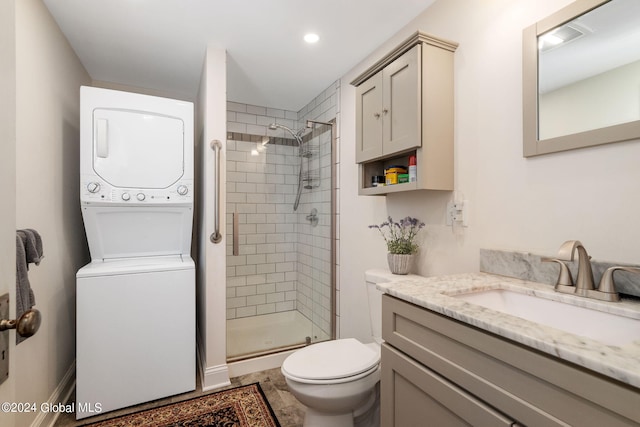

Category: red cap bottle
[408, 155, 417, 182]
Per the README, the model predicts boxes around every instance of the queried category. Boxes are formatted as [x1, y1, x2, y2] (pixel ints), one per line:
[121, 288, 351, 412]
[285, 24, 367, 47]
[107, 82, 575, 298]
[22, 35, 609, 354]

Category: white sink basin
[453, 289, 640, 347]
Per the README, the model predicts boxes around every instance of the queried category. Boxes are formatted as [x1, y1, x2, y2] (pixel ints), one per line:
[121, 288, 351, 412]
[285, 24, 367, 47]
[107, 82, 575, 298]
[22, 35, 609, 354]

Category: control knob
[121, 192, 131, 201]
[87, 182, 100, 193]
[137, 193, 146, 201]
[177, 185, 189, 196]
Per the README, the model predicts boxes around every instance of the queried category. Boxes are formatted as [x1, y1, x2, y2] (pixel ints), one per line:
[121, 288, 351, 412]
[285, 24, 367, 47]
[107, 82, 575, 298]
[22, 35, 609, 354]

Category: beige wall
[339, 0, 640, 342]
[0, 1, 91, 426]
[92, 79, 196, 103]
[0, 1, 18, 425]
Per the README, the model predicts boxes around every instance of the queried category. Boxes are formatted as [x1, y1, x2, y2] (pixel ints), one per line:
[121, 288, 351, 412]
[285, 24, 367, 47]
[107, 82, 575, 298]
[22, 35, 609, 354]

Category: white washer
[76, 87, 195, 419]
[76, 257, 195, 418]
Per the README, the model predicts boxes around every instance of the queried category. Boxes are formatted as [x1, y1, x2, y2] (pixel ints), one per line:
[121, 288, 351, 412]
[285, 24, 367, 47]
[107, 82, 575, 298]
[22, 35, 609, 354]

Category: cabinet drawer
[382, 295, 640, 427]
[381, 343, 514, 426]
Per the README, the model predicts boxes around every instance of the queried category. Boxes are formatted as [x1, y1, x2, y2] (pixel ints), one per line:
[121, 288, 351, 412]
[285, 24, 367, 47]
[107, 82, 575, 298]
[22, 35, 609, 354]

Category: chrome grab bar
[210, 140, 223, 244]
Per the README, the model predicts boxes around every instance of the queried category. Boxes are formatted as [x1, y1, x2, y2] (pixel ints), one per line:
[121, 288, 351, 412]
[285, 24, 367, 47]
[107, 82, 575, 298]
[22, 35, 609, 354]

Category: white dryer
[76, 87, 195, 419]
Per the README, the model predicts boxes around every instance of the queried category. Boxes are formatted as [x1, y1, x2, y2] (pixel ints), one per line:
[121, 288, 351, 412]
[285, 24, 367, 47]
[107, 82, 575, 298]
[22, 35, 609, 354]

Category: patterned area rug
[87, 383, 281, 427]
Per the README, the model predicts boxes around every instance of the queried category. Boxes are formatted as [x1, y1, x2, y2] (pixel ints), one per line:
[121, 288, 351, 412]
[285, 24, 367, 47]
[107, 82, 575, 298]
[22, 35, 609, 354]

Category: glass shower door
[225, 119, 335, 361]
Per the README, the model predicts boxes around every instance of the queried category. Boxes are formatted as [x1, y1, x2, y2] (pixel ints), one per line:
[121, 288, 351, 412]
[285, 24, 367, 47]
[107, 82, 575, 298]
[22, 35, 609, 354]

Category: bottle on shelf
[408, 155, 417, 183]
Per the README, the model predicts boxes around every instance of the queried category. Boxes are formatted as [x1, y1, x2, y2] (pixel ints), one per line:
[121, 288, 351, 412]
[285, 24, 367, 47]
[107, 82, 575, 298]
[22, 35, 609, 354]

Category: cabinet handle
[374, 112, 381, 119]
[382, 108, 389, 115]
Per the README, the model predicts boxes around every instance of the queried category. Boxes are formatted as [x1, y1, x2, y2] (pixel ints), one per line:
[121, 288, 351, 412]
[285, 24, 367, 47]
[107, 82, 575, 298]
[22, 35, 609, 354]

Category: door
[0, 149, 15, 424]
[92, 109, 185, 189]
[382, 44, 421, 156]
[0, 2, 16, 420]
[356, 72, 384, 162]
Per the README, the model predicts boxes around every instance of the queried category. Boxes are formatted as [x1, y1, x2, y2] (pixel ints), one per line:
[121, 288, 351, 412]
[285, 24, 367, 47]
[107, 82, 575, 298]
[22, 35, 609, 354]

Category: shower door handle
[232, 212, 239, 256]
[210, 140, 223, 244]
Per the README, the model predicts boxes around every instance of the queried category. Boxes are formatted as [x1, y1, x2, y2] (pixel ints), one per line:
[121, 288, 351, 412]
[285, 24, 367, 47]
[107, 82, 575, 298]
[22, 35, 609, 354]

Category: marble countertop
[367, 269, 640, 389]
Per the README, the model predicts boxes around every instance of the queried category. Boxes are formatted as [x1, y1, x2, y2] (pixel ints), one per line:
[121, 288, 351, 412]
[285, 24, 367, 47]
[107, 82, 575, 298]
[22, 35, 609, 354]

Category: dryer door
[92, 108, 184, 189]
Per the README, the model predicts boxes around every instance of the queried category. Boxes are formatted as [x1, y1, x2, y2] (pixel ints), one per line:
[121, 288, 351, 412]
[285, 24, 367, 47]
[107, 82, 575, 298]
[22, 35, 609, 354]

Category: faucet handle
[597, 266, 640, 301]
[542, 258, 574, 288]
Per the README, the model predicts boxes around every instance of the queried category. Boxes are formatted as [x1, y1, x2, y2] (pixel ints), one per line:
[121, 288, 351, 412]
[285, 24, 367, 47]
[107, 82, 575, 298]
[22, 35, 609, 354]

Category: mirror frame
[523, 0, 640, 157]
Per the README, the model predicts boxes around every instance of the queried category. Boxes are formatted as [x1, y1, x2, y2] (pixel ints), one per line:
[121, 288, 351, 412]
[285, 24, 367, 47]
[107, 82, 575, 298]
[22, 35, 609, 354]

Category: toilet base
[301, 383, 379, 427]
[303, 409, 354, 427]
[354, 382, 380, 427]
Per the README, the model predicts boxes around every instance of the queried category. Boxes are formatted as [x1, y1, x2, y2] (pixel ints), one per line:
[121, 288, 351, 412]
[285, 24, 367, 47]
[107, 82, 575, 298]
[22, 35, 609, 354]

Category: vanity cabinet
[351, 31, 457, 196]
[381, 294, 640, 427]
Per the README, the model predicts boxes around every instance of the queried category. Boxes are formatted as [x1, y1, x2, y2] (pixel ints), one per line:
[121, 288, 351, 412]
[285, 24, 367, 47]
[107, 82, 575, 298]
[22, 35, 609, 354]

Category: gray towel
[16, 229, 43, 344]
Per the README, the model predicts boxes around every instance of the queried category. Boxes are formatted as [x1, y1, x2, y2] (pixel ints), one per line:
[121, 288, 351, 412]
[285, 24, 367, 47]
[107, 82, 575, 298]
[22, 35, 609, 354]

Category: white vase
[387, 253, 414, 275]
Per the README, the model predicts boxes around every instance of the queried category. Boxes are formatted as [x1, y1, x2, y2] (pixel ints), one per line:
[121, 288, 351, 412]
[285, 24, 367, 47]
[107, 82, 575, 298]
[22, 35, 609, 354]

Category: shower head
[268, 123, 305, 143]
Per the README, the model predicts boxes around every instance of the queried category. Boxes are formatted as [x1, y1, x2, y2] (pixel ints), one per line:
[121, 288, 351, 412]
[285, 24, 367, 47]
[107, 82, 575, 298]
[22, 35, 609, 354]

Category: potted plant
[369, 216, 425, 274]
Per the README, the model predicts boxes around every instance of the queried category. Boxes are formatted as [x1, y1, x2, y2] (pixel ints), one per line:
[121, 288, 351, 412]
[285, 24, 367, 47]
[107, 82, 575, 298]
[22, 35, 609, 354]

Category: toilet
[281, 281, 383, 427]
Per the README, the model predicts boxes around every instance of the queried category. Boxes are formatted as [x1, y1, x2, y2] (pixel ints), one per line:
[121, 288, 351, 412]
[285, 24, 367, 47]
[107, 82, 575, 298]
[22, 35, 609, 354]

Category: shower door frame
[224, 118, 337, 362]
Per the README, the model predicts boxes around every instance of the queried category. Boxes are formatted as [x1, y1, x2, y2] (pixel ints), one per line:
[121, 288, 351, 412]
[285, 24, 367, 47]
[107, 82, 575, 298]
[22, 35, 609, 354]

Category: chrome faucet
[556, 240, 595, 296]
[543, 240, 635, 302]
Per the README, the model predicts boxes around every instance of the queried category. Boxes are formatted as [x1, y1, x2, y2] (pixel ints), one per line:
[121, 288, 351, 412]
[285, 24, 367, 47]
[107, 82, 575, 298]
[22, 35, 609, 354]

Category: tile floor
[54, 367, 305, 427]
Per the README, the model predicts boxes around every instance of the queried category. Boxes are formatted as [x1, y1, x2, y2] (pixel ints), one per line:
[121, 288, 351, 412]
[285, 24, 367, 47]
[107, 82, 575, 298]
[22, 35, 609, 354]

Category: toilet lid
[282, 338, 380, 381]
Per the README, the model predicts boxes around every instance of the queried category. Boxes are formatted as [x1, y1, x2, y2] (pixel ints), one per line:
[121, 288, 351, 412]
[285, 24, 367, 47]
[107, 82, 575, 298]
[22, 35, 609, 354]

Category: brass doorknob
[0, 309, 41, 338]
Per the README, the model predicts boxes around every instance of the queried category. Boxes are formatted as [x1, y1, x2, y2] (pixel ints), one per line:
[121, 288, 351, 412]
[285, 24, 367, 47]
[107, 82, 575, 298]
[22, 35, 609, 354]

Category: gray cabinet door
[356, 72, 383, 163]
[382, 44, 421, 157]
[381, 344, 514, 427]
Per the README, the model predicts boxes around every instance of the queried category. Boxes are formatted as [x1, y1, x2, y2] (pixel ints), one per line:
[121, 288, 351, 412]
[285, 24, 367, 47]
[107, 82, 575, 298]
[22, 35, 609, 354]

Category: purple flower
[368, 216, 425, 255]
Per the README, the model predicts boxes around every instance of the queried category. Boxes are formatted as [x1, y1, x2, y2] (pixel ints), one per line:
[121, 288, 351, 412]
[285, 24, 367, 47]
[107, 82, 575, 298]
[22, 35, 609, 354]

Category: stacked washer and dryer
[76, 87, 195, 419]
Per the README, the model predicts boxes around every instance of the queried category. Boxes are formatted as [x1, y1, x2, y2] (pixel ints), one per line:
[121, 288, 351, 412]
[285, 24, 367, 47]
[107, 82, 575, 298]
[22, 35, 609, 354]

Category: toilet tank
[365, 269, 425, 344]
[366, 280, 383, 344]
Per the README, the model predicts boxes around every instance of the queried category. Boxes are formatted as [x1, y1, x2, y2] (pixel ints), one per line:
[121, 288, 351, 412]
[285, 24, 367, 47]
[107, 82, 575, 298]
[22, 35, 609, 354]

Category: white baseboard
[201, 364, 231, 391]
[31, 360, 75, 427]
[196, 339, 230, 391]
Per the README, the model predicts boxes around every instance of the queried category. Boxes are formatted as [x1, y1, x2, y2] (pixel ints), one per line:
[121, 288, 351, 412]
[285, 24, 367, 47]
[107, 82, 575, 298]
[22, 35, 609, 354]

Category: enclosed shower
[225, 116, 336, 361]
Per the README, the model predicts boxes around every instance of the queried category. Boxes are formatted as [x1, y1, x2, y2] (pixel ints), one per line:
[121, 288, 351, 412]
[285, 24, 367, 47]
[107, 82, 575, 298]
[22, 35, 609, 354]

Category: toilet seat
[282, 338, 380, 384]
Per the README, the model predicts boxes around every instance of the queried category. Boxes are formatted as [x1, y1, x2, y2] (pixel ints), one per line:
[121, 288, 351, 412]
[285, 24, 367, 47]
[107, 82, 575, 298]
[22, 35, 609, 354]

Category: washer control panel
[81, 176, 192, 205]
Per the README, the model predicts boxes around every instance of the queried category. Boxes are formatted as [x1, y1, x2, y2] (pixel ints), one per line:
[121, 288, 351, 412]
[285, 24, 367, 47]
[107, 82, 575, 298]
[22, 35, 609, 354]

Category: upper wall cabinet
[351, 31, 458, 195]
[356, 44, 421, 163]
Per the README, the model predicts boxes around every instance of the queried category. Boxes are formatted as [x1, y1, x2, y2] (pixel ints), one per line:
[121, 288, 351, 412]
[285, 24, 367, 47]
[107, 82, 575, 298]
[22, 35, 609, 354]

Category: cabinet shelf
[360, 182, 418, 196]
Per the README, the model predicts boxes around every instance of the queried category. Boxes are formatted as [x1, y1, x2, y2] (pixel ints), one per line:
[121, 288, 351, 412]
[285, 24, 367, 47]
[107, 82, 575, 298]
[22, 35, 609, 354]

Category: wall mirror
[523, 0, 640, 157]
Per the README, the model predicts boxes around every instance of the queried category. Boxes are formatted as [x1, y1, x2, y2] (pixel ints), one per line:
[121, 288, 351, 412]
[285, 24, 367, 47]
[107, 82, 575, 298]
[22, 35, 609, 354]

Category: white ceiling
[43, 0, 437, 111]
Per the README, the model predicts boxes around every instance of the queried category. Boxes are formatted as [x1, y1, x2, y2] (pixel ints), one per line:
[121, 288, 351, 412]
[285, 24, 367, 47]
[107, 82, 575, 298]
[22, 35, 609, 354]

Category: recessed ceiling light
[304, 33, 319, 44]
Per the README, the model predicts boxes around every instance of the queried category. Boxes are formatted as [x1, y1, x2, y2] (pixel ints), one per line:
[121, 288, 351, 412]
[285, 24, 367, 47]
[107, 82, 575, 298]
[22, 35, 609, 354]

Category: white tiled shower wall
[226, 80, 340, 340]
